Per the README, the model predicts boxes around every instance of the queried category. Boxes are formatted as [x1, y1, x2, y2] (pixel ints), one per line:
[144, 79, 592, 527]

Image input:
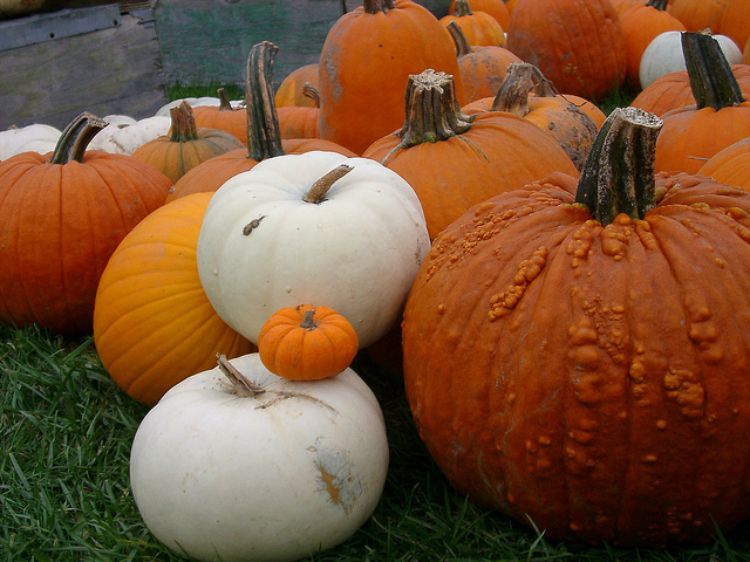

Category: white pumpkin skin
[130, 353, 389, 562]
[0, 123, 60, 160]
[88, 116, 171, 155]
[197, 151, 430, 348]
[639, 31, 742, 88]
[155, 96, 244, 117]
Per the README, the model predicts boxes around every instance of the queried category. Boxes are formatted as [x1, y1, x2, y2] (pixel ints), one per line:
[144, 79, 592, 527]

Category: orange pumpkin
[448, 0, 510, 28]
[0, 113, 171, 335]
[719, 0, 750, 51]
[93, 192, 255, 405]
[610, 0, 648, 16]
[403, 107, 750, 546]
[257, 304, 359, 381]
[698, 136, 750, 191]
[655, 33, 750, 173]
[668, 0, 728, 32]
[274, 63, 319, 108]
[318, 0, 466, 154]
[277, 83, 320, 139]
[506, 0, 627, 101]
[132, 102, 243, 183]
[191, 87, 246, 145]
[362, 69, 577, 239]
[440, 0, 505, 47]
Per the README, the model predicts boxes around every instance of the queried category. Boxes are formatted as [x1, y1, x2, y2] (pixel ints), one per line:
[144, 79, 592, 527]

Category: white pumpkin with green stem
[130, 352, 389, 562]
[196, 150, 430, 348]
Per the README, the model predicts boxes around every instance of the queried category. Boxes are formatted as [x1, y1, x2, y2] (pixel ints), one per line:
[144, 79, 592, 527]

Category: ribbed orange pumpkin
[166, 42, 354, 202]
[440, 0, 505, 47]
[403, 107, 750, 546]
[655, 33, 750, 173]
[257, 304, 359, 381]
[0, 113, 171, 335]
[463, 63, 598, 170]
[93, 192, 254, 405]
[668, 0, 728, 32]
[632, 63, 750, 116]
[132, 102, 243, 184]
[611, 0, 648, 16]
[191, 88, 247, 145]
[449, 0, 509, 27]
[362, 69, 577, 239]
[318, 0, 466, 154]
[719, 0, 750, 52]
[277, 83, 320, 139]
[698, 137, 750, 191]
[506, 0, 627, 100]
[274, 63, 319, 108]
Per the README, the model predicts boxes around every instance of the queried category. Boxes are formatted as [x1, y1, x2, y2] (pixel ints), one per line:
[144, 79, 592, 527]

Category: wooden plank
[0, 13, 167, 129]
[153, 0, 451, 88]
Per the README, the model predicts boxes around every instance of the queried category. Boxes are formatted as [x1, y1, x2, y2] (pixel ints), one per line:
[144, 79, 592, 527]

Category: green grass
[2, 324, 750, 561]
[166, 84, 244, 103]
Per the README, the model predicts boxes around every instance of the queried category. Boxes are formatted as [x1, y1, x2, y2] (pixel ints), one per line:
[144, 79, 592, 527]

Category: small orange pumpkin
[191, 88, 247, 144]
[274, 63, 319, 108]
[440, 0, 505, 47]
[258, 304, 359, 381]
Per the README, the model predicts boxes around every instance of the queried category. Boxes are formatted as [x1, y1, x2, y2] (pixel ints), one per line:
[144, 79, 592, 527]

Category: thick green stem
[447, 21, 472, 57]
[50, 112, 107, 164]
[646, 0, 668, 10]
[303, 164, 353, 204]
[245, 41, 285, 161]
[364, 0, 394, 13]
[453, 0, 472, 16]
[683, 32, 745, 111]
[575, 107, 663, 226]
[397, 69, 473, 149]
[491, 62, 535, 116]
[169, 102, 199, 142]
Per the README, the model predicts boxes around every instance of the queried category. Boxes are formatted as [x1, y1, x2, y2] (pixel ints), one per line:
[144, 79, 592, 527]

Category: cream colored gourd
[196, 150, 430, 348]
[640, 30, 742, 87]
[0, 123, 60, 160]
[155, 96, 243, 117]
[88, 115, 171, 154]
[130, 353, 389, 562]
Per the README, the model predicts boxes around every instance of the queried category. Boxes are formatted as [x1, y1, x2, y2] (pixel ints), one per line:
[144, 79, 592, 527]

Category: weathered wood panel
[153, 0, 451, 88]
[0, 12, 167, 130]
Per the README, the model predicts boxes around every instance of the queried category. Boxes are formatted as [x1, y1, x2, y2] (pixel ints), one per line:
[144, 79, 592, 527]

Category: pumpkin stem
[447, 22, 472, 57]
[303, 164, 353, 204]
[528, 65, 560, 97]
[245, 41, 285, 161]
[646, 0, 668, 10]
[217, 354, 265, 397]
[683, 32, 745, 111]
[302, 82, 321, 108]
[217, 87, 235, 111]
[575, 107, 663, 226]
[491, 62, 535, 117]
[169, 102, 200, 142]
[50, 112, 107, 164]
[453, 0, 472, 17]
[395, 69, 473, 152]
[341, 0, 347, 13]
[363, 0, 394, 13]
[300, 309, 317, 330]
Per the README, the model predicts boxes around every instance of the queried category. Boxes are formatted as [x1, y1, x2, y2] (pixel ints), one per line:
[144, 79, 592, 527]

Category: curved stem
[529, 65, 559, 97]
[341, 0, 347, 13]
[50, 112, 107, 164]
[363, 0, 394, 13]
[447, 21, 472, 57]
[217, 87, 235, 111]
[217, 354, 265, 397]
[169, 102, 199, 142]
[453, 0, 472, 16]
[303, 164, 353, 204]
[491, 62, 535, 116]
[683, 32, 745, 111]
[245, 41, 285, 160]
[302, 82, 321, 108]
[300, 309, 317, 330]
[575, 107, 663, 226]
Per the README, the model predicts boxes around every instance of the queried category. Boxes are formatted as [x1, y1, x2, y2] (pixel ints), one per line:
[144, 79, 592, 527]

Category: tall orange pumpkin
[668, 0, 728, 32]
[403, 106, 750, 546]
[0, 113, 171, 335]
[506, 0, 627, 101]
[94, 192, 254, 405]
[318, 0, 466, 154]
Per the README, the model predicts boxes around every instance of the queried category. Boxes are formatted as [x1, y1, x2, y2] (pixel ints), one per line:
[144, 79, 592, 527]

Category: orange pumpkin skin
[0, 116, 171, 335]
[611, 0, 648, 16]
[457, 45, 522, 102]
[318, 0, 466, 155]
[448, 0, 510, 28]
[192, 105, 247, 145]
[719, 0, 750, 52]
[506, 0, 627, 100]
[744, 37, 750, 63]
[403, 168, 750, 546]
[258, 304, 359, 381]
[275, 63, 319, 108]
[94, 193, 254, 405]
[277, 105, 320, 139]
[698, 137, 750, 191]
[631, 64, 750, 117]
[440, 3, 506, 47]
[668, 0, 728, 32]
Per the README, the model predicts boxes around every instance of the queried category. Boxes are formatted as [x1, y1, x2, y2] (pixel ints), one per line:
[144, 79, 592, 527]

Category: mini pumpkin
[191, 87, 247, 144]
[440, 0, 506, 47]
[275, 63, 320, 108]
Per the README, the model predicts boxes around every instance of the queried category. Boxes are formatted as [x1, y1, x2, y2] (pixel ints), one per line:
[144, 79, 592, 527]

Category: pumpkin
[196, 151, 430, 349]
[0, 113, 171, 334]
[610, 0, 648, 16]
[439, 0, 506, 47]
[155, 96, 242, 117]
[88, 115, 171, 155]
[632, 63, 750, 116]
[130, 353, 389, 562]
[0, 123, 60, 160]
[448, 22, 522, 103]
[639, 30, 742, 88]
[506, 0, 627, 101]
[362, 69, 577, 239]
[277, 83, 321, 139]
[402, 106, 750, 546]
[257, 304, 358, 381]
[93, 192, 255, 405]
[318, 0, 466, 154]
[462, 63, 598, 170]
[698, 137, 750, 191]
[620, 0, 687, 88]
[448, 0, 510, 28]
[745, 36, 750, 63]
[718, 0, 750, 51]
[191, 88, 248, 144]
[166, 42, 354, 203]
[668, 0, 728, 32]
[275, 62, 320, 108]
[655, 33, 750, 173]
[131, 102, 244, 184]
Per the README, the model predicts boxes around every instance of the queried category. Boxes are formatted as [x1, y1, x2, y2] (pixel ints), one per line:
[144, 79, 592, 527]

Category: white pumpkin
[130, 353, 389, 562]
[0, 123, 60, 160]
[197, 151, 430, 348]
[88, 115, 171, 154]
[640, 31, 742, 88]
[155, 96, 244, 117]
